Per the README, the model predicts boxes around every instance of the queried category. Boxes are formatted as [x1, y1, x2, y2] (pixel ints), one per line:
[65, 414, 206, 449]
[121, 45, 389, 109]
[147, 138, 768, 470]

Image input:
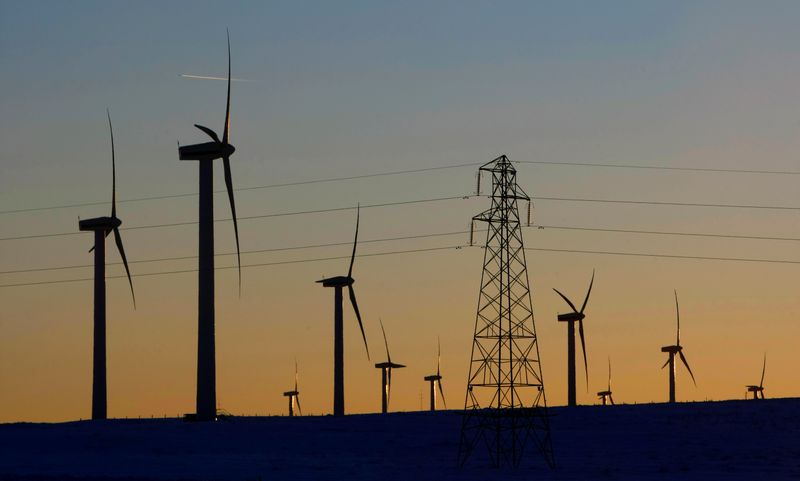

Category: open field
[1, 398, 798, 480]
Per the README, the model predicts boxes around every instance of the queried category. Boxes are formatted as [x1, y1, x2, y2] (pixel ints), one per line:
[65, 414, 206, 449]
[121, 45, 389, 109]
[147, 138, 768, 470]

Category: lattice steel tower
[457, 155, 555, 468]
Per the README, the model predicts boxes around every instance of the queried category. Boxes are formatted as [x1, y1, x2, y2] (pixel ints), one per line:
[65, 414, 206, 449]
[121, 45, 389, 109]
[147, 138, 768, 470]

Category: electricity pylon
[457, 155, 555, 468]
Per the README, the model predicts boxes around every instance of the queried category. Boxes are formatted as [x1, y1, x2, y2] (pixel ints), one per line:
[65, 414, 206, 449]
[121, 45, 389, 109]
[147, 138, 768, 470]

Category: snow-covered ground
[1, 398, 798, 480]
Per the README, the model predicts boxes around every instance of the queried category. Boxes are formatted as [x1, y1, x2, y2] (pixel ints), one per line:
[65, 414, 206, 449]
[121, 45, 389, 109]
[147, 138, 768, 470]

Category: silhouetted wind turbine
[283, 361, 301, 416]
[423, 337, 446, 411]
[177, 30, 241, 421]
[745, 354, 766, 400]
[317, 206, 369, 416]
[553, 269, 594, 407]
[597, 357, 614, 405]
[374, 319, 405, 414]
[661, 290, 696, 403]
[79, 109, 135, 420]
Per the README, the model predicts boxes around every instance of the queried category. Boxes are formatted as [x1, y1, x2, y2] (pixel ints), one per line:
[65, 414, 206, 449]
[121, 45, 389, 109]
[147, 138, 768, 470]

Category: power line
[516, 160, 800, 175]
[0, 245, 462, 288]
[0, 195, 475, 241]
[3, 159, 797, 216]
[523, 247, 800, 265]
[533, 225, 800, 242]
[0, 162, 483, 215]
[3, 224, 798, 275]
[533, 196, 800, 211]
[4, 193, 798, 242]
[1, 242, 797, 289]
[0, 230, 470, 274]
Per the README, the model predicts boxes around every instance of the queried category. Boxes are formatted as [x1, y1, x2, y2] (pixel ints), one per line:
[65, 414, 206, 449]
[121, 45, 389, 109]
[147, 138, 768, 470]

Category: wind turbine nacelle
[375, 361, 405, 369]
[661, 345, 681, 353]
[597, 390, 612, 396]
[179, 142, 235, 162]
[283, 390, 299, 397]
[424, 374, 442, 382]
[745, 385, 763, 391]
[557, 312, 585, 322]
[317, 275, 354, 288]
[79, 216, 121, 231]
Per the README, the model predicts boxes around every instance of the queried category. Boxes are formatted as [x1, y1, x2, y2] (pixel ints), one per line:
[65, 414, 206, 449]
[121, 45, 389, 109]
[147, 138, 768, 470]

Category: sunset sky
[1, 1, 798, 422]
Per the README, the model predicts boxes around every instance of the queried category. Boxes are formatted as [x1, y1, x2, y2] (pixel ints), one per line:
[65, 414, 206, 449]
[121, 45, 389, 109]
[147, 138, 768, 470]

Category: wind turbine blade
[294, 360, 298, 392]
[552, 288, 578, 313]
[678, 350, 696, 386]
[438, 378, 447, 409]
[113, 227, 136, 308]
[222, 156, 241, 294]
[437, 336, 441, 376]
[193, 124, 221, 143]
[295, 394, 302, 416]
[347, 205, 359, 278]
[578, 319, 588, 390]
[107, 109, 116, 219]
[760, 353, 766, 388]
[379, 318, 391, 363]
[609, 395, 614, 405]
[674, 290, 681, 346]
[661, 357, 670, 369]
[580, 269, 595, 314]
[222, 29, 231, 145]
[348, 284, 369, 359]
[608, 356, 612, 391]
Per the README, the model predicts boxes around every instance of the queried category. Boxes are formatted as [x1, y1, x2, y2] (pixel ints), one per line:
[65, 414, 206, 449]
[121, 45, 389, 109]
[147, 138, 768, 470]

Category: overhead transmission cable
[2, 159, 797, 216]
[3, 194, 799, 242]
[2, 225, 798, 276]
[1, 243, 797, 289]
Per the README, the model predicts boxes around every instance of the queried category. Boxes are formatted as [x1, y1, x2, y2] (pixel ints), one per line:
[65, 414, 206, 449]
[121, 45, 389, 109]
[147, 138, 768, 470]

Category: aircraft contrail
[180, 74, 254, 82]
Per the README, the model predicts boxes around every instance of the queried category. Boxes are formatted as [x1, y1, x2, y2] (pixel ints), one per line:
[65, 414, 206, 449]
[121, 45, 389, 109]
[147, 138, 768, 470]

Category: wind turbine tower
[661, 290, 696, 403]
[553, 270, 594, 407]
[374, 319, 405, 414]
[79, 110, 135, 420]
[317, 206, 370, 416]
[457, 155, 554, 468]
[177, 30, 242, 421]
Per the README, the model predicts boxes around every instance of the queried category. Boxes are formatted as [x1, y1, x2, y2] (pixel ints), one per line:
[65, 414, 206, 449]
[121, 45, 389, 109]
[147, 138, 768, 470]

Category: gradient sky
[1, 1, 798, 422]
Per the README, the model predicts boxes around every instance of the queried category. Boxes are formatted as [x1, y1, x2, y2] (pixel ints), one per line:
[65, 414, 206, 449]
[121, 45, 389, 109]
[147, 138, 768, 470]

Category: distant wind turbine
[374, 319, 405, 414]
[317, 205, 369, 416]
[283, 361, 302, 416]
[177, 29, 242, 421]
[745, 354, 766, 400]
[423, 337, 446, 411]
[79, 109, 135, 420]
[597, 357, 614, 405]
[661, 290, 696, 403]
[553, 269, 594, 407]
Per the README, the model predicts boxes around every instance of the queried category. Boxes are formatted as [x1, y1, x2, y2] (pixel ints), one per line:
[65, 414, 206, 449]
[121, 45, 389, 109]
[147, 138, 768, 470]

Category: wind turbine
[317, 206, 369, 416]
[78, 109, 135, 420]
[745, 354, 766, 400]
[374, 319, 405, 414]
[597, 357, 614, 405]
[283, 361, 302, 416]
[661, 290, 696, 403]
[423, 337, 446, 411]
[553, 269, 594, 407]
[178, 30, 242, 421]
